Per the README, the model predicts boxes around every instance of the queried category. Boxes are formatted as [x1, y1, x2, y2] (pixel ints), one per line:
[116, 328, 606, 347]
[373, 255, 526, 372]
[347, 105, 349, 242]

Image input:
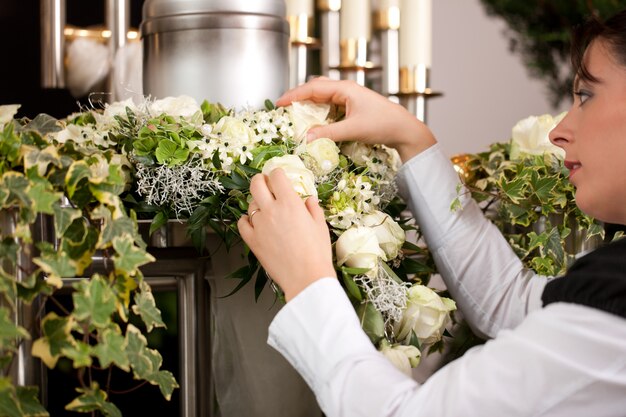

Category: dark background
[0, 0, 144, 118]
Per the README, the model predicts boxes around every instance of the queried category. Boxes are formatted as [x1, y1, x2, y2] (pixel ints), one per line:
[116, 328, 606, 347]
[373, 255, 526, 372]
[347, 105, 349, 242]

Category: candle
[400, 0, 432, 67]
[286, 0, 314, 17]
[372, 0, 399, 11]
[340, 0, 371, 40]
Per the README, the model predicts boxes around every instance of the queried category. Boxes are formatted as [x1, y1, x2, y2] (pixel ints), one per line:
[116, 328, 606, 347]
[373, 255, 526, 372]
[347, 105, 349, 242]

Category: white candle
[372, 0, 399, 11]
[286, 0, 314, 17]
[340, 0, 371, 40]
[400, 0, 432, 67]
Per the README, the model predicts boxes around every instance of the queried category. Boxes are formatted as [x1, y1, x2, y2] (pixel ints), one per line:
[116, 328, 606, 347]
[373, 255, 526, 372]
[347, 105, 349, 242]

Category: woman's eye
[573, 89, 592, 105]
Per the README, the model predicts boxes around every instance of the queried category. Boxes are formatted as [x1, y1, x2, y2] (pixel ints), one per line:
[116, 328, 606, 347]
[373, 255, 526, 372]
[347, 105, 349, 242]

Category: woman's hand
[276, 78, 437, 162]
[237, 169, 337, 301]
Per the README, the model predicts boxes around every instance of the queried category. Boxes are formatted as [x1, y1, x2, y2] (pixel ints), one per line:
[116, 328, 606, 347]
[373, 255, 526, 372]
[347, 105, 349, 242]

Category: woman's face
[549, 39, 626, 225]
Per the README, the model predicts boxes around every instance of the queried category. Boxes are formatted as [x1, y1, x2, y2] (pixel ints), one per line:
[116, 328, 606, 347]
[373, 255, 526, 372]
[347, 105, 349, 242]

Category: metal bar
[40, 0, 66, 88]
[106, 0, 130, 99]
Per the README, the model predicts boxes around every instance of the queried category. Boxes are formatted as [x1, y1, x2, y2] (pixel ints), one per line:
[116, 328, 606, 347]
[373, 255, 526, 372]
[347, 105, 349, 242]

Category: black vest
[542, 238, 626, 319]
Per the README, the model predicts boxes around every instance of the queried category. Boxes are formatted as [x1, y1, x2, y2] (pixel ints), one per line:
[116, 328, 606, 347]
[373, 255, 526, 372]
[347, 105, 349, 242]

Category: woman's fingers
[306, 118, 361, 143]
[249, 173, 275, 209]
[267, 168, 301, 203]
[276, 78, 354, 107]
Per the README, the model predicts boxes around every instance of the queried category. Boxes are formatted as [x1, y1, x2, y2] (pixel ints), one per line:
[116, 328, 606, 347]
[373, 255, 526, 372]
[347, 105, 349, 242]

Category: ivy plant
[0, 112, 177, 416]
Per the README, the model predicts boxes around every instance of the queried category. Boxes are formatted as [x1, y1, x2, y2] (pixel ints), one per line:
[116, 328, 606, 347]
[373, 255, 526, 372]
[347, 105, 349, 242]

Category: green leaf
[24, 113, 61, 135]
[221, 264, 256, 298]
[65, 382, 122, 417]
[0, 307, 29, 351]
[65, 161, 91, 198]
[1, 172, 31, 208]
[16, 386, 49, 417]
[132, 281, 166, 332]
[341, 271, 363, 301]
[61, 340, 93, 368]
[356, 302, 385, 345]
[112, 235, 156, 275]
[94, 328, 129, 371]
[52, 202, 82, 237]
[126, 325, 153, 378]
[530, 171, 557, 204]
[499, 176, 527, 204]
[31, 312, 74, 368]
[254, 268, 269, 302]
[32, 251, 77, 289]
[155, 139, 189, 166]
[27, 182, 61, 215]
[0, 377, 24, 417]
[72, 275, 117, 328]
[264, 99, 275, 110]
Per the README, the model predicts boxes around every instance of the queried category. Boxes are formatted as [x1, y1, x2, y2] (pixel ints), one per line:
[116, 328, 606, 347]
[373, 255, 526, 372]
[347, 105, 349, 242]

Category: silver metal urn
[141, 0, 290, 108]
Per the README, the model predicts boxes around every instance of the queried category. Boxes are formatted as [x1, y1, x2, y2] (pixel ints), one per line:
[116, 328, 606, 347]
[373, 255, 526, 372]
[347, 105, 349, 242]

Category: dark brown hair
[572, 9, 626, 84]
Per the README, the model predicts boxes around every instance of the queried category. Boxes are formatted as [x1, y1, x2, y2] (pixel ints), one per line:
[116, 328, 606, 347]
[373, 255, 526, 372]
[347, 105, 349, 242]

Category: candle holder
[288, 14, 320, 87]
[334, 38, 379, 86]
[317, 0, 341, 80]
[397, 64, 442, 122]
[373, 6, 400, 96]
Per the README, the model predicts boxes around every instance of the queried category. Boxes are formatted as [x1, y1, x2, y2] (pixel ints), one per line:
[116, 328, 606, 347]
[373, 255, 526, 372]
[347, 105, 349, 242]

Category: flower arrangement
[0, 95, 454, 414]
[455, 112, 603, 277]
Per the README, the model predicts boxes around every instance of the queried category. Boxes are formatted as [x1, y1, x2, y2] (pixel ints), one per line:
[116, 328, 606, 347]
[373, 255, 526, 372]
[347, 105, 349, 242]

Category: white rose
[288, 101, 330, 141]
[362, 211, 405, 261]
[103, 98, 137, 121]
[303, 137, 340, 176]
[262, 155, 318, 198]
[341, 142, 371, 167]
[379, 341, 421, 376]
[0, 104, 20, 126]
[395, 284, 456, 345]
[150, 95, 202, 119]
[509, 112, 566, 160]
[214, 116, 256, 145]
[335, 226, 385, 274]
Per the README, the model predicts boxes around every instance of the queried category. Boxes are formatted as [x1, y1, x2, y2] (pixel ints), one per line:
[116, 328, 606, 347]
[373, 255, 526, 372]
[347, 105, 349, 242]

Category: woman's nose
[549, 111, 572, 149]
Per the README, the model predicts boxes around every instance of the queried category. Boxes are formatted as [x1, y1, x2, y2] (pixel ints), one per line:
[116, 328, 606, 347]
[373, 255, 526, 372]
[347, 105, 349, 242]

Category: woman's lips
[564, 160, 581, 178]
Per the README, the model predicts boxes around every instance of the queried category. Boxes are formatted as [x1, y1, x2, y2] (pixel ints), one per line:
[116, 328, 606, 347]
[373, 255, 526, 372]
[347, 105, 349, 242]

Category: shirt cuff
[267, 278, 377, 409]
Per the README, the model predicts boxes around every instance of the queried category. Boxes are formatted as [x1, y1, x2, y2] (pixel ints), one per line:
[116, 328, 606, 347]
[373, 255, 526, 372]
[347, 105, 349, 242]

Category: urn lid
[143, 0, 286, 20]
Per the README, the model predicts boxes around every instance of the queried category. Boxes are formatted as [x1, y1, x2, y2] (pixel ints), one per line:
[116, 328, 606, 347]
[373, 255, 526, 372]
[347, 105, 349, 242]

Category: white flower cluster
[41, 96, 456, 375]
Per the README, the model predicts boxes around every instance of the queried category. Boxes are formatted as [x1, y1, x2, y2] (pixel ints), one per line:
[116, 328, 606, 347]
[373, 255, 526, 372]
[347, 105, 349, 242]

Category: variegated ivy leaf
[125, 324, 153, 378]
[1, 172, 31, 209]
[0, 378, 49, 417]
[52, 202, 82, 238]
[26, 182, 62, 215]
[112, 235, 155, 276]
[125, 325, 178, 400]
[112, 272, 138, 320]
[65, 382, 121, 417]
[0, 307, 29, 351]
[23, 145, 62, 177]
[93, 327, 129, 371]
[132, 280, 165, 332]
[31, 312, 75, 369]
[0, 238, 19, 267]
[61, 340, 92, 368]
[90, 189, 125, 219]
[0, 268, 17, 308]
[32, 251, 76, 289]
[65, 160, 91, 199]
[72, 274, 117, 328]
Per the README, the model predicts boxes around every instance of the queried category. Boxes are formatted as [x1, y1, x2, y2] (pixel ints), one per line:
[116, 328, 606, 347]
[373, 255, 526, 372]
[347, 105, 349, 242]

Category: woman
[237, 11, 626, 417]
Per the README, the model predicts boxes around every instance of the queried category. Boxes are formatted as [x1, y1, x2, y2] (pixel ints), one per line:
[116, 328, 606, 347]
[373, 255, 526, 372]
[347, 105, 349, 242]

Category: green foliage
[479, 0, 626, 107]
[0, 114, 177, 414]
[461, 142, 603, 276]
